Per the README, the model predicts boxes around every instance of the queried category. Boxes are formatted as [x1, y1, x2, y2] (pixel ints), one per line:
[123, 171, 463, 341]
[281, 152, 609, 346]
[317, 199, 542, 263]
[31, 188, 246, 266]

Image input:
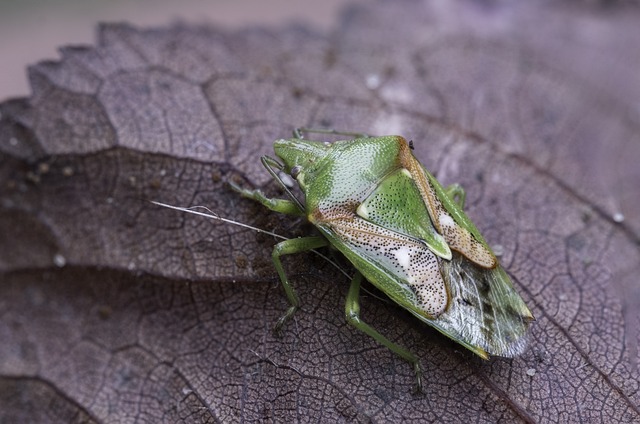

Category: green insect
[231, 129, 534, 391]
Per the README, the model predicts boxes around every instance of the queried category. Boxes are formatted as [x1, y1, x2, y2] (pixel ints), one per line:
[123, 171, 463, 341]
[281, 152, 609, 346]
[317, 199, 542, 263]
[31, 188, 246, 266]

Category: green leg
[445, 183, 466, 209]
[229, 155, 306, 213]
[228, 181, 303, 216]
[271, 236, 329, 332]
[294, 127, 370, 139]
[345, 272, 423, 392]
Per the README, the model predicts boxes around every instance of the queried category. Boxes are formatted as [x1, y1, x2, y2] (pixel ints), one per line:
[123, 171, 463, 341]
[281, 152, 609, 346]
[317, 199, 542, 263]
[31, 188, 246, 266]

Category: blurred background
[0, 0, 362, 101]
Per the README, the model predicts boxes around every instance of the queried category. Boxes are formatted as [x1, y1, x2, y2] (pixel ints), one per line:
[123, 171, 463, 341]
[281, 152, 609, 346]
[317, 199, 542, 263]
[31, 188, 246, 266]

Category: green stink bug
[231, 129, 534, 390]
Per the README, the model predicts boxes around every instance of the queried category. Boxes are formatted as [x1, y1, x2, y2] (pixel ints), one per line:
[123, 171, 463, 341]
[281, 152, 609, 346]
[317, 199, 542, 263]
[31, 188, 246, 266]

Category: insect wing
[312, 141, 532, 357]
[317, 212, 532, 358]
[319, 216, 450, 318]
[436, 255, 534, 357]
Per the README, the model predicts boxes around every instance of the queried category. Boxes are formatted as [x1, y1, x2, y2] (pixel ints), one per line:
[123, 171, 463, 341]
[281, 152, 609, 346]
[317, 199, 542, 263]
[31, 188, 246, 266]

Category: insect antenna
[151, 201, 351, 280]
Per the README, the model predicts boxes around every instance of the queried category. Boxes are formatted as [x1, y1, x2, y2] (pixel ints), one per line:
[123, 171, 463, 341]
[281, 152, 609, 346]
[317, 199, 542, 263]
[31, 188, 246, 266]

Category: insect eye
[290, 165, 302, 178]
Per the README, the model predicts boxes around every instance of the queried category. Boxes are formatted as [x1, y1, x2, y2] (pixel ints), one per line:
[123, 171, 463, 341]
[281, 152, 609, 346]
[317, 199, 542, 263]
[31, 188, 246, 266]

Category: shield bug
[230, 129, 534, 391]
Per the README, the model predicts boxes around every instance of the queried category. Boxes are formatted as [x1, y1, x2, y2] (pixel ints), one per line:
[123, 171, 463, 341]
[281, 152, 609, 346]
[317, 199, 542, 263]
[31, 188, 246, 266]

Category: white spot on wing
[439, 214, 455, 228]
[400, 168, 412, 178]
[356, 203, 369, 219]
[394, 246, 411, 268]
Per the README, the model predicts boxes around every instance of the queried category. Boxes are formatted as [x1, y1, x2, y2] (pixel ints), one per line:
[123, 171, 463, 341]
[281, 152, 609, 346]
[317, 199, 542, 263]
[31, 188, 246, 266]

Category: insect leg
[345, 272, 423, 392]
[293, 127, 371, 140]
[228, 181, 304, 216]
[444, 183, 466, 209]
[272, 236, 330, 332]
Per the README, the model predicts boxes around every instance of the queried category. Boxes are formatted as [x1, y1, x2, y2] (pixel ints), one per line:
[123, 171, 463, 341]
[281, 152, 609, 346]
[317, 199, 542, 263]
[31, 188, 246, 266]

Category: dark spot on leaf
[291, 87, 304, 99]
[567, 233, 586, 251]
[235, 254, 248, 269]
[149, 178, 161, 190]
[97, 305, 112, 320]
[324, 48, 337, 68]
[383, 64, 396, 78]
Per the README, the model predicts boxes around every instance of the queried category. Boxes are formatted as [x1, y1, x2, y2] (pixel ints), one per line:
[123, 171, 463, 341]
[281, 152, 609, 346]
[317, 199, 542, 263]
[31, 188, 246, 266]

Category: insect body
[231, 130, 534, 390]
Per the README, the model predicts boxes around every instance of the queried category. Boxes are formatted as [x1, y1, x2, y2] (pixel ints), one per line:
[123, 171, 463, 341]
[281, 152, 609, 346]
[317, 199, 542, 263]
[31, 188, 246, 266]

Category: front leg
[229, 181, 304, 216]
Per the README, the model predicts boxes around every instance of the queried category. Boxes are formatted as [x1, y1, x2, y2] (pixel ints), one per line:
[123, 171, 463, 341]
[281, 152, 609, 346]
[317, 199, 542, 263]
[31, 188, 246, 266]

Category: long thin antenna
[151, 201, 352, 280]
[152, 201, 288, 240]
